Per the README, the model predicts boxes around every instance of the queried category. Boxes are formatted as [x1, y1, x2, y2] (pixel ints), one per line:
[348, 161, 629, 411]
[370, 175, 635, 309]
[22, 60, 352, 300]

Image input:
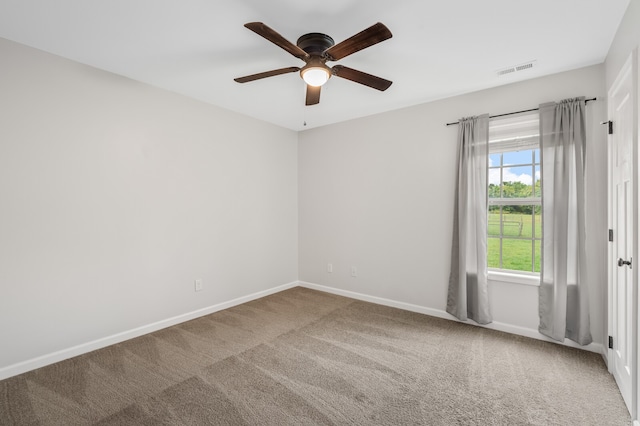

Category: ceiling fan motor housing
[296, 33, 335, 56]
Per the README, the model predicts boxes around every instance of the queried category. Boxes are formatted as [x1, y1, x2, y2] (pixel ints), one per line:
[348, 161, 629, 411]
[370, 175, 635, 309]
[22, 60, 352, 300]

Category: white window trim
[488, 269, 540, 286]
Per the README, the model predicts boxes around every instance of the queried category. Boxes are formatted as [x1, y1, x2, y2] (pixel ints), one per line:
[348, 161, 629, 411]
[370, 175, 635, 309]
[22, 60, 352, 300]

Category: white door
[608, 54, 635, 415]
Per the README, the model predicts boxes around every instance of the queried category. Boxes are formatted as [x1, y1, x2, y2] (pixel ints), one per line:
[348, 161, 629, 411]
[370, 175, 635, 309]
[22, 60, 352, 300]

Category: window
[487, 113, 540, 275]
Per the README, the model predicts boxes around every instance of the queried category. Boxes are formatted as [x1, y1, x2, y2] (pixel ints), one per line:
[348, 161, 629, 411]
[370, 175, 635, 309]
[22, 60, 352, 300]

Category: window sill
[488, 270, 540, 286]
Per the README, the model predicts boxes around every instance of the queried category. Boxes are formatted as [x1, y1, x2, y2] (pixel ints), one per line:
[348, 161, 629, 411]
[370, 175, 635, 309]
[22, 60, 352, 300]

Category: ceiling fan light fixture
[301, 66, 331, 87]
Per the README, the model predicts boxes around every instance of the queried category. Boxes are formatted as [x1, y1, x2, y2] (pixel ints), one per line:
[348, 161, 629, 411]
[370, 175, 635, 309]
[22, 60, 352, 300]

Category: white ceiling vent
[497, 67, 516, 76]
[496, 60, 537, 77]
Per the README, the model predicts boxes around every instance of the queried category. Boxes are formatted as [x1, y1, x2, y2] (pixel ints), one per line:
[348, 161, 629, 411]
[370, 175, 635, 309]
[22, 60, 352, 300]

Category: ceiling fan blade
[306, 85, 321, 105]
[234, 67, 300, 83]
[332, 65, 392, 91]
[324, 22, 392, 61]
[244, 22, 309, 60]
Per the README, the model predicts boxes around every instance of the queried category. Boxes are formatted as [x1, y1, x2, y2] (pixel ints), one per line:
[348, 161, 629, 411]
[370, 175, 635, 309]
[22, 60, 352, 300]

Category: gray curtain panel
[447, 114, 492, 325]
[538, 97, 592, 345]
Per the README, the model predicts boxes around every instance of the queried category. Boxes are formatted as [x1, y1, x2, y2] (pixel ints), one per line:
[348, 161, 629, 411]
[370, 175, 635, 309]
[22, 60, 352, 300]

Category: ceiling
[0, 0, 630, 131]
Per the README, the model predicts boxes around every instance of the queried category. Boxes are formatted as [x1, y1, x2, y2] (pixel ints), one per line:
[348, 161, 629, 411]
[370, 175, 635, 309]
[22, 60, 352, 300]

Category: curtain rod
[445, 97, 597, 126]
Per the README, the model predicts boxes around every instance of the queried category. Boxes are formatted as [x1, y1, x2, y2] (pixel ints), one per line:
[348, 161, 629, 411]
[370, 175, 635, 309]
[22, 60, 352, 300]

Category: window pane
[501, 238, 533, 272]
[503, 149, 533, 166]
[488, 206, 500, 237]
[487, 206, 540, 273]
[488, 183, 501, 199]
[488, 237, 500, 269]
[520, 211, 534, 238]
[489, 153, 501, 168]
[534, 149, 540, 164]
[534, 207, 541, 239]
[500, 211, 523, 237]
[534, 165, 541, 197]
[506, 165, 534, 180]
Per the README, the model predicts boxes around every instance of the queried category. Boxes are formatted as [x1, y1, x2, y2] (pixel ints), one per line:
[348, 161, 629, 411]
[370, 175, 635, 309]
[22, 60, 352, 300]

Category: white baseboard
[0, 281, 298, 381]
[0, 280, 606, 381]
[298, 281, 604, 355]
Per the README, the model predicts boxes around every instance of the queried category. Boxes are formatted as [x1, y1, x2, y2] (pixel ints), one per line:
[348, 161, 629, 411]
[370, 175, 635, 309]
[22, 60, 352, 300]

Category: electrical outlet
[194, 279, 203, 292]
[351, 266, 357, 277]
[327, 263, 333, 273]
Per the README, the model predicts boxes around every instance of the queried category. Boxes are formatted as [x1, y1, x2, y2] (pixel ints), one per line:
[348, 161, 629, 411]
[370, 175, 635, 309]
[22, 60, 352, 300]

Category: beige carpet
[0, 287, 631, 425]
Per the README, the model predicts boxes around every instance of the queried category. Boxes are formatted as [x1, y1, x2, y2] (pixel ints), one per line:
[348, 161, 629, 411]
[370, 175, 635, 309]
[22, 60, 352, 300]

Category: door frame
[607, 50, 639, 421]
[635, 46, 640, 426]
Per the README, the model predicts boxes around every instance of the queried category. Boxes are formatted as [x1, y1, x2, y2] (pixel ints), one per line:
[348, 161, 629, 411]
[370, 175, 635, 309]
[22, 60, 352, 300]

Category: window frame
[487, 113, 541, 281]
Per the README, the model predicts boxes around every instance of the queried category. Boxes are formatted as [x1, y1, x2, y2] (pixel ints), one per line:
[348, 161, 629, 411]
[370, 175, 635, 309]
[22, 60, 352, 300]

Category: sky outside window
[489, 149, 539, 186]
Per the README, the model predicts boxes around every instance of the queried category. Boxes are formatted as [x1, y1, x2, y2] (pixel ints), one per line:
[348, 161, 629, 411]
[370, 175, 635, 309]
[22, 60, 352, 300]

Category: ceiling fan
[234, 22, 393, 106]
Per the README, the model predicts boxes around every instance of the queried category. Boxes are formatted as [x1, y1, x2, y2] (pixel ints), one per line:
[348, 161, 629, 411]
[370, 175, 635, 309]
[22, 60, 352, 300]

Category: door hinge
[601, 120, 613, 134]
[609, 229, 614, 242]
[609, 335, 614, 349]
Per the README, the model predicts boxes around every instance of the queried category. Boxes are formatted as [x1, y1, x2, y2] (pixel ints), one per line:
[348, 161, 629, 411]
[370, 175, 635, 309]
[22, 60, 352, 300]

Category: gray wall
[606, 0, 640, 88]
[0, 38, 299, 373]
[298, 65, 607, 347]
